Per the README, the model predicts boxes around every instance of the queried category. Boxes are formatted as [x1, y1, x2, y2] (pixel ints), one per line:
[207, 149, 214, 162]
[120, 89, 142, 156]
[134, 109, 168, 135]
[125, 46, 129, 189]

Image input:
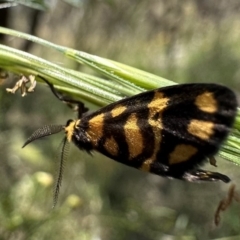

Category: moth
[23, 80, 237, 205]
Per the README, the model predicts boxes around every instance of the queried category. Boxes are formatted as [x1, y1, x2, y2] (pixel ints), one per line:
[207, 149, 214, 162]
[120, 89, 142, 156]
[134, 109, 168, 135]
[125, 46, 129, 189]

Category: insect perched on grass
[23, 79, 237, 206]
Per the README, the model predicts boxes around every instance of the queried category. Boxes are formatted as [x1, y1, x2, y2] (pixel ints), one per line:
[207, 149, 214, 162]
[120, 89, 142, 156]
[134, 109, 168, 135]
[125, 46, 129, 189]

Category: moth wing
[83, 84, 237, 174]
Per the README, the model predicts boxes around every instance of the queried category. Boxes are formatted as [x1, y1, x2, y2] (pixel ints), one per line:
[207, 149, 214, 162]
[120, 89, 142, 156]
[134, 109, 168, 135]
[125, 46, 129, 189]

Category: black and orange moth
[23, 80, 237, 204]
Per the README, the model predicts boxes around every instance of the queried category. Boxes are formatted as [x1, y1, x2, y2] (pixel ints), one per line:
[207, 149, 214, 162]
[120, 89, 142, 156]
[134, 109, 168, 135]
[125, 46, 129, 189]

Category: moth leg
[182, 169, 230, 183]
[209, 156, 217, 167]
[39, 77, 88, 118]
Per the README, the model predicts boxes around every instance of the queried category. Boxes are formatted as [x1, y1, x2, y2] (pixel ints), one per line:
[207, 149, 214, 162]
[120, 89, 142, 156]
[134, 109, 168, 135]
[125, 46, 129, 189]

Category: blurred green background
[0, 0, 240, 239]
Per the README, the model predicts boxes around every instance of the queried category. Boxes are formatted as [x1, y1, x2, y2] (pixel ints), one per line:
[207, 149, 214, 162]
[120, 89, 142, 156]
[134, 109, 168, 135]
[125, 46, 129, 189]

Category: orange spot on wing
[195, 92, 217, 113]
[169, 144, 198, 164]
[124, 113, 143, 159]
[104, 136, 119, 156]
[188, 119, 214, 140]
[86, 113, 104, 146]
[111, 105, 127, 118]
[139, 91, 169, 170]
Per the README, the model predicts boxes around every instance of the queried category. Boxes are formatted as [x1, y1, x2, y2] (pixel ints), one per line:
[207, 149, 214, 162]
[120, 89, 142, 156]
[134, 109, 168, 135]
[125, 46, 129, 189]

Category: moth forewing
[68, 84, 237, 182]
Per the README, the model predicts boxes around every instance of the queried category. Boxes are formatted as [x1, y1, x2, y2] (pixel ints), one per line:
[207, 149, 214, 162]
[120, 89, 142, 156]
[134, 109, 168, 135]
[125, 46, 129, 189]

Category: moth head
[64, 119, 80, 143]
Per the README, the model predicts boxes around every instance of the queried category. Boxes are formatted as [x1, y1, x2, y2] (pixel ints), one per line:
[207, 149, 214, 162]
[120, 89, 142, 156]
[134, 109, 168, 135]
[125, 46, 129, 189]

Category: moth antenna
[53, 137, 70, 208]
[22, 125, 64, 148]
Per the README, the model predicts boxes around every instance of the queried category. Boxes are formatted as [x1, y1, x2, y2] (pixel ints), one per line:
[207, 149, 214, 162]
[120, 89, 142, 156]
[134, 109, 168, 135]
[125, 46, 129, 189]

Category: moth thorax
[65, 119, 81, 142]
